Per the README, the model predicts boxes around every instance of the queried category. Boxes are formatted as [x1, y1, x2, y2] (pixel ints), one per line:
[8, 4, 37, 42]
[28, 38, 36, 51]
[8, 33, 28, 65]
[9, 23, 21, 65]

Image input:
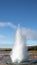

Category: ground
[0, 49, 37, 65]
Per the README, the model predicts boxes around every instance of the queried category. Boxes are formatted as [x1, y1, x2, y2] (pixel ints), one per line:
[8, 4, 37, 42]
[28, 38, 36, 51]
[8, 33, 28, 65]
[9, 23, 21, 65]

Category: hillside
[0, 46, 37, 51]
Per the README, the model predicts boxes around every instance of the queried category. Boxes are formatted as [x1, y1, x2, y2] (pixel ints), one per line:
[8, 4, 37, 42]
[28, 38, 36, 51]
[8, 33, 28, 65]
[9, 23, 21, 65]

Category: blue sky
[0, 0, 37, 48]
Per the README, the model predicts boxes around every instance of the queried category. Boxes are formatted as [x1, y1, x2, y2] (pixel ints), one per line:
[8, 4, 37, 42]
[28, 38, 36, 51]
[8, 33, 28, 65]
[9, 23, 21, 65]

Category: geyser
[10, 25, 28, 63]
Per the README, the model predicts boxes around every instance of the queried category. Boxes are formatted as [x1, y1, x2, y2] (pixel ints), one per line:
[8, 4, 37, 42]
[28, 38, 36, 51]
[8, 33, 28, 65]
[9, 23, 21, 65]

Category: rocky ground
[0, 62, 37, 65]
[0, 50, 37, 65]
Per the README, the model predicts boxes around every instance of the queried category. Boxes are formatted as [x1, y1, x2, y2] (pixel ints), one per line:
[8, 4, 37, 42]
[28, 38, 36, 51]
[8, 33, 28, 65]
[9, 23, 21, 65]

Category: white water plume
[10, 25, 28, 63]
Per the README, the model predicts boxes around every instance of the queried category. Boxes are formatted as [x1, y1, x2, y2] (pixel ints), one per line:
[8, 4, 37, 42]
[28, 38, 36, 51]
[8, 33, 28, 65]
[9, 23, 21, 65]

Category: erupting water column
[10, 25, 28, 63]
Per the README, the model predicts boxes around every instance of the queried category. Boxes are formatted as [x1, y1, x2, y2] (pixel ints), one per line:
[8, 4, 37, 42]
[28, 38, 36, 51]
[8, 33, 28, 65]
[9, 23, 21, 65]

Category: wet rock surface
[0, 55, 37, 65]
[0, 51, 37, 65]
[0, 62, 7, 65]
[0, 62, 37, 65]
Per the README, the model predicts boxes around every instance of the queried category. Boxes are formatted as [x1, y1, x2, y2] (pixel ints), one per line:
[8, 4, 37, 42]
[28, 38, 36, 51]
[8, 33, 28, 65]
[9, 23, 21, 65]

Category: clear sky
[0, 0, 37, 48]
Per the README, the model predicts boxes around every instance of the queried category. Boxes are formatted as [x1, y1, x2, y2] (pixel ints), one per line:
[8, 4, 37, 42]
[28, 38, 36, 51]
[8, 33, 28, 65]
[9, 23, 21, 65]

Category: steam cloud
[10, 25, 28, 63]
[0, 22, 37, 40]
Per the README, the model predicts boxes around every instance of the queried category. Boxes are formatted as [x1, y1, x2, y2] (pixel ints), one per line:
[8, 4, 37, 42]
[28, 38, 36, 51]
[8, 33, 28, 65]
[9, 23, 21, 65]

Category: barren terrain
[0, 49, 37, 65]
